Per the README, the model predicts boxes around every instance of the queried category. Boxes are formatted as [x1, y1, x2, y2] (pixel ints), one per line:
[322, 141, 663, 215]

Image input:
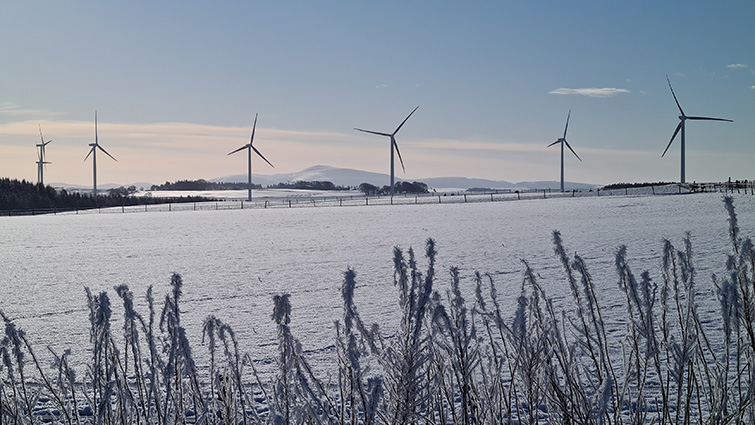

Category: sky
[1, 1, 754, 187]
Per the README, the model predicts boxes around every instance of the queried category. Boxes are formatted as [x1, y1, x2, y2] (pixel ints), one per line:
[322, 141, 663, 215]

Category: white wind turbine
[354, 105, 419, 197]
[36, 124, 52, 185]
[227, 113, 274, 201]
[662, 75, 733, 183]
[547, 109, 582, 192]
[84, 111, 117, 196]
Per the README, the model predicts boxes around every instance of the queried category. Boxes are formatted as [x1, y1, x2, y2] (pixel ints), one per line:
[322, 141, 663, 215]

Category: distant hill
[213, 165, 388, 188]
[213, 165, 597, 191]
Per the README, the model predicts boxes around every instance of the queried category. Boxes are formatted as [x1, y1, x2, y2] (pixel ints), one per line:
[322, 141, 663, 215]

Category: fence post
[438, 195, 442, 204]
[241, 201, 244, 210]
[464, 194, 467, 203]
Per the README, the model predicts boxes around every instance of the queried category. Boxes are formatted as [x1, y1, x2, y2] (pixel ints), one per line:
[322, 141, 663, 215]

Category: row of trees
[150, 180, 257, 191]
[358, 181, 430, 195]
[152, 179, 430, 194]
[267, 180, 349, 190]
[0, 179, 209, 212]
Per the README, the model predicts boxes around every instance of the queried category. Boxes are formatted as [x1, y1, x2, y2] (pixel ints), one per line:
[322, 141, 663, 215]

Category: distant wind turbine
[354, 106, 419, 197]
[227, 113, 274, 201]
[547, 109, 582, 192]
[662, 75, 733, 183]
[84, 111, 117, 197]
[36, 124, 52, 185]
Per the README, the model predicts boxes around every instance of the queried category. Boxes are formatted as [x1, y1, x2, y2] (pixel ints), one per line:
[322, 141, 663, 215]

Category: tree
[358, 182, 379, 195]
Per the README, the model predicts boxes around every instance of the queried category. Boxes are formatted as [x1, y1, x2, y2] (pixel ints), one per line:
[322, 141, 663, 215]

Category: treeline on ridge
[152, 179, 431, 194]
[150, 180, 258, 191]
[601, 181, 674, 190]
[358, 180, 430, 195]
[151, 179, 348, 191]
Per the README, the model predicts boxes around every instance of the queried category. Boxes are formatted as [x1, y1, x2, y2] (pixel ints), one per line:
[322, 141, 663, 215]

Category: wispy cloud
[727, 63, 748, 69]
[0, 102, 62, 119]
[751, 85, 755, 90]
[549, 87, 630, 98]
[375, 84, 388, 89]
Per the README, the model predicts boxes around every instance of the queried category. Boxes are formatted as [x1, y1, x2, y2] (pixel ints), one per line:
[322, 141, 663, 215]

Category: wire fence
[3, 181, 754, 216]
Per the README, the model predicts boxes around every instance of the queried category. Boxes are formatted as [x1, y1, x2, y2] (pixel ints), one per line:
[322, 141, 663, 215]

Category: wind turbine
[354, 105, 419, 197]
[662, 75, 733, 183]
[36, 124, 52, 185]
[547, 109, 582, 192]
[227, 113, 274, 201]
[84, 111, 117, 197]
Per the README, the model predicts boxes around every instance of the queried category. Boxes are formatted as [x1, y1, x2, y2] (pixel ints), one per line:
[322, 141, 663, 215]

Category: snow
[1, 190, 754, 379]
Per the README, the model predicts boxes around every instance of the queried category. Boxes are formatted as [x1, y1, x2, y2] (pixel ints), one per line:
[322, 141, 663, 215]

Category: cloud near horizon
[548, 87, 630, 97]
[727, 63, 748, 69]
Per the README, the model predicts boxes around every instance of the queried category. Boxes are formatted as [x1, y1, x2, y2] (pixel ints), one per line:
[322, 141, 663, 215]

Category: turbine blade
[95, 110, 98, 144]
[393, 105, 420, 135]
[227, 145, 248, 156]
[547, 139, 561, 147]
[84, 146, 95, 161]
[98, 145, 117, 162]
[252, 146, 274, 168]
[666, 75, 685, 116]
[38, 124, 45, 144]
[392, 137, 406, 173]
[686, 116, 734, 122]
[563, 109, 571, 139]
[249, 113, 258, 145]
[354, 128, 391, 137]
[564, 139, 582, 161]
[662, 121, 683, 157]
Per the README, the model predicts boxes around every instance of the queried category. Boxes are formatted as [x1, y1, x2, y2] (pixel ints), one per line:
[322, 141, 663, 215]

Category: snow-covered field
[2, 190, 754, 379]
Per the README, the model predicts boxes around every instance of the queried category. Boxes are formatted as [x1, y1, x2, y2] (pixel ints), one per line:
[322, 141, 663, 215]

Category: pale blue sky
[2, 1, 753, 186]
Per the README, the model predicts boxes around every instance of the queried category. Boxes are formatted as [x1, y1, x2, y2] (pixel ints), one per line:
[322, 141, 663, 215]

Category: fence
[2, 181, 753, 216]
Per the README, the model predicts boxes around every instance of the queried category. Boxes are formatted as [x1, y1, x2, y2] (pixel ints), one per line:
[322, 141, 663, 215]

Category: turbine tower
[662, 75, 733, 183]
[547, 109, 582, 192]
[84, 111, 117, 197]
[354, 106, 419, 197]
[36, 124, 52, 185]
[227, 113, 274, 201]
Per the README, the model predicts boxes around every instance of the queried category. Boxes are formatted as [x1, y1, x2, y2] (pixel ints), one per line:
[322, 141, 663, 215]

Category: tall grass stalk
[2, 196, 755, 424]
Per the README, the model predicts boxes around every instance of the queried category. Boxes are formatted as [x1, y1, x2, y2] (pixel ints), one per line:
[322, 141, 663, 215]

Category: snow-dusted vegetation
[2, 195, 755, 424]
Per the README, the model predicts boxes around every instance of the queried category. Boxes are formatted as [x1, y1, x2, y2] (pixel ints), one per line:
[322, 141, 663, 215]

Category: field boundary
[3, 181, 753, 216]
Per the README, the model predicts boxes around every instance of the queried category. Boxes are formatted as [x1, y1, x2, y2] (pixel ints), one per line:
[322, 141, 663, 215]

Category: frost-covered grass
[2, 196, 755, 424]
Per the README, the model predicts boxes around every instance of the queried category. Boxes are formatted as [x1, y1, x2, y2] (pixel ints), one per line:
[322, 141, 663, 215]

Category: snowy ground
[2, 188, 753, 380]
